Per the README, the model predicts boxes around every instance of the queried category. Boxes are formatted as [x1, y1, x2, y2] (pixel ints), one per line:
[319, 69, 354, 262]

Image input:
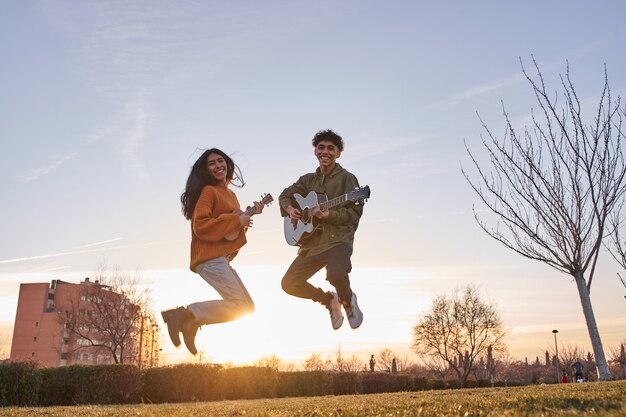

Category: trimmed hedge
[38, 364, 141, 405]
[276, 371, 333, 397]
[0, 362, 531, 406]
[0, 362, 40, 406]
[141, 363, 223, 403]
[333, 372, 362, 395]
[222, 367, 278, 399]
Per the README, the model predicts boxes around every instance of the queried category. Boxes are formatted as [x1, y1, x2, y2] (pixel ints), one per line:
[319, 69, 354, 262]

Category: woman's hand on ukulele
[239, 213, 253, 227]
[252, 201, 264, 214]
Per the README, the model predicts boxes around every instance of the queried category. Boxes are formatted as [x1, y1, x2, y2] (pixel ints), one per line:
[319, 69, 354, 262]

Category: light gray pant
[187, 257, 255, 325]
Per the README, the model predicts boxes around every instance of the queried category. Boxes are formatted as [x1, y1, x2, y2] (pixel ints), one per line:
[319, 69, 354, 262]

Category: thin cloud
[0, 238, 161, 265]
[68, 238, 123, 250]
[428, 73, 526, 110]
[15, 151, 79, 183]
[0, 238, 122, 265]
[427, 37, 616, 111]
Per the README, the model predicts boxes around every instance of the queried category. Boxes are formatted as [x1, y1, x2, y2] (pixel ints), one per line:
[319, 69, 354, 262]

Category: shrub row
[0, 362, 499, 406]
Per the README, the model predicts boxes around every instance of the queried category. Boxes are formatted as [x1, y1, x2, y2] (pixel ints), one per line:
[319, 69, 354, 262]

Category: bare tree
[377, 348, 396, 372]
[412, 286, 506, 385]
[62, 268, 154, 364]
[254, 353, 283, 369]
[607, 209, 626, 299]
[420, 356, 454, 380]
[463, 58, 625, 380]
[302, 353, 330, 371]
[342, 354, 365, 372]
[392, 354, 414, 373]
[609, 342, 626, 378]
[553, 344, 588, 378]
[253, 354, 296, 371]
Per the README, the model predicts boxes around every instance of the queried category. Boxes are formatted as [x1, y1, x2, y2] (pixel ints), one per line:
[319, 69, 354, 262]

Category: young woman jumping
[161, 148, 266, 354]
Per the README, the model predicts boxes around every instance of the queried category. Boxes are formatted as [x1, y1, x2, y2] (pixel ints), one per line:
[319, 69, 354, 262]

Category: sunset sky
[1, 1, 625, 366]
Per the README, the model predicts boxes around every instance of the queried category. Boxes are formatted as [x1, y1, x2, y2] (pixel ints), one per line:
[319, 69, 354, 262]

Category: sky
[1, 1, 625, 367]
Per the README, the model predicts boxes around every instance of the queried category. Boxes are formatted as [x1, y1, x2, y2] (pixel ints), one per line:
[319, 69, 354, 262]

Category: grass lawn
[2, 380, 624, 416]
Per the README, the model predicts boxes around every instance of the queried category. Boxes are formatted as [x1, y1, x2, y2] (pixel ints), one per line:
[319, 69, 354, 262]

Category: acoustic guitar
[283, 185, 370, 246]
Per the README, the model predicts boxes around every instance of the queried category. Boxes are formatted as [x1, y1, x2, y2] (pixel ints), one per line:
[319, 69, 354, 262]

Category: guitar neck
[319, 194, 348, 211]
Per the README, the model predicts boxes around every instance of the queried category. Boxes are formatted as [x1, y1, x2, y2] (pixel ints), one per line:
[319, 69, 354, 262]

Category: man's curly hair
[312, 129, 344, 152]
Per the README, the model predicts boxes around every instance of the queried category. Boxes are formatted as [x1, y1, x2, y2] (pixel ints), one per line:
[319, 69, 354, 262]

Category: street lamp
[552, 329, 560, 383]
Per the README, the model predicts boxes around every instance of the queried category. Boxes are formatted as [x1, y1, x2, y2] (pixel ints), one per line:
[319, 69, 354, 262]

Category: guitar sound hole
[301, 208, 310, 223]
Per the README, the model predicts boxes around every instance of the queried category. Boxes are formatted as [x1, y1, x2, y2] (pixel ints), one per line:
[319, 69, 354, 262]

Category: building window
[47, 292, 55, 300]
[31, 352, 35, 357]
[33, 337, 37, 342]
[35, 321, 39, 327]
[60, 353, 68, 360]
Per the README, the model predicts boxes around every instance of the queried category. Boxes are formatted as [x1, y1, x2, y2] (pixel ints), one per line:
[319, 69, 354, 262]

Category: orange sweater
[189, 183, 247, 271]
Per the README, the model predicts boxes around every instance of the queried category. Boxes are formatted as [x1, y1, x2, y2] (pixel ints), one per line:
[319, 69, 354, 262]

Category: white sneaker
[344, 292, 363, 329]
[326, 292, 344, 330]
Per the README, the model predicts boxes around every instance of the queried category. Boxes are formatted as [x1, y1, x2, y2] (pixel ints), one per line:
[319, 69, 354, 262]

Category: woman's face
[206, 152, 228, 182]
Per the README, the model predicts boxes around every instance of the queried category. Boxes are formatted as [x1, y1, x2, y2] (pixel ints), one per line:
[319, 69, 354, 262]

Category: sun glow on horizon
[149, 265, 432, 366]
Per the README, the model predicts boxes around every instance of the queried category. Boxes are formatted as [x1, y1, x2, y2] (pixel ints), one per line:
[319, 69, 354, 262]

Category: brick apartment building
[10, 278, 159, 368]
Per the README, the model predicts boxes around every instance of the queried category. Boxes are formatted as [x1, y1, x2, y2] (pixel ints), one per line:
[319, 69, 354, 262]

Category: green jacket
[279, 163, 363, 256]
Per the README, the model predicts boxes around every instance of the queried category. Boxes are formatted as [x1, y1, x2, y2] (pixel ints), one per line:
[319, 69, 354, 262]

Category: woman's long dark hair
[180, 148, 244, 220]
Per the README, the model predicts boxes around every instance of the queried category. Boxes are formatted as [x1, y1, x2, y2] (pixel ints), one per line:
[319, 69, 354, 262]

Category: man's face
[314, 140, 341, 170]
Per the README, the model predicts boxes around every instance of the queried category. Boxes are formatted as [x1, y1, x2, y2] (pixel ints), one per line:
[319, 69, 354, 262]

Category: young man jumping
[279, 129, 365, 330]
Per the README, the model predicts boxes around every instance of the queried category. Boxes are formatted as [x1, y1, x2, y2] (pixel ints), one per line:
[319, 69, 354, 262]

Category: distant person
[279, 129, 369, 330]
[369, 355, 376, 372]
[572, 361, 584, 382]
[561, 371, 568, 383]
[161, 148, 269, 354]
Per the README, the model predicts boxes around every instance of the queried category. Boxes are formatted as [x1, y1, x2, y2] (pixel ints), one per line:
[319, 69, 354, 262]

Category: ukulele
[225, 193, 273, 241]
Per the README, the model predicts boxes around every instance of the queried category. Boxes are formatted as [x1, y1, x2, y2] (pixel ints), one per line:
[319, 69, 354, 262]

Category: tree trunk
[574, 273, 612, 381]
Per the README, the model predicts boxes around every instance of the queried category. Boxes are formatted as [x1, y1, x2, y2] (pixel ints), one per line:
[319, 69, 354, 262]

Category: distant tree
[609, 343, 626, 378]
[393, 354, 414, 373]
[369, 354, 376, 372]
[556, 344, 585, 375]
[333, 347, 346, 372]
[473, 347, 504, 385]
[412, 286, 506, 385]
[375, 348, 412, 373]
[486, 345, 496, 385]
[342, 354, 364, 372]
[302, 353, 329, 371]
[62, 268, 153, 364]
[377, 348, 395, 372]
[420, 356, 453, 380]
[254, 354, 284, 370]
[463, 58, 625, 380]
